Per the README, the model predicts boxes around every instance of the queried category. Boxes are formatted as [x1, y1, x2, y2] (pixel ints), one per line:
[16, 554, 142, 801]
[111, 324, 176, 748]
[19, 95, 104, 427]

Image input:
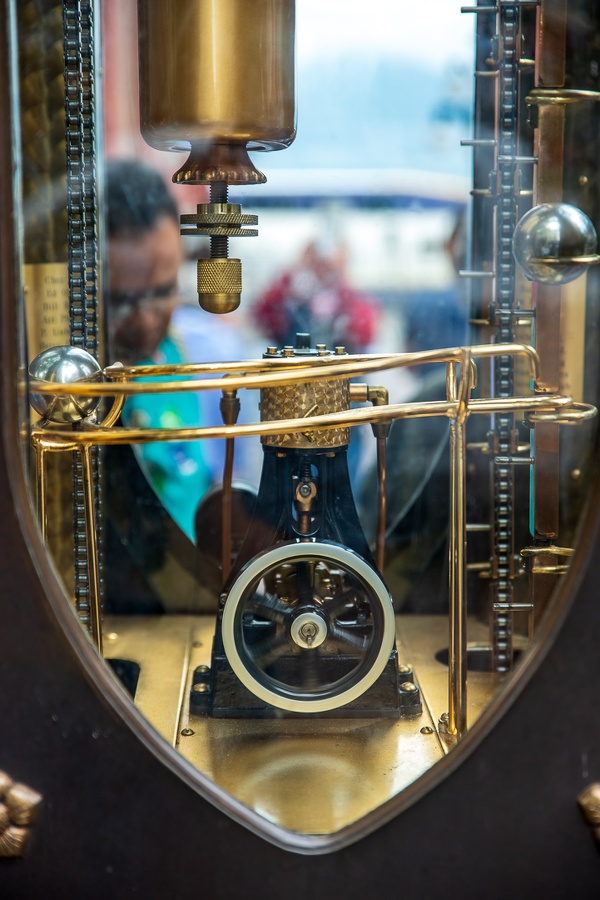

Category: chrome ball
[29, 346, 102, 423]
[513, 203, 597, 285]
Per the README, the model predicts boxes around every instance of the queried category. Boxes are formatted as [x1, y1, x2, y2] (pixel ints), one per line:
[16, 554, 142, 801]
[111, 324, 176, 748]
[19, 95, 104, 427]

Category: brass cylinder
[260, 379, 351, 449]
[137, 0, 296, 155]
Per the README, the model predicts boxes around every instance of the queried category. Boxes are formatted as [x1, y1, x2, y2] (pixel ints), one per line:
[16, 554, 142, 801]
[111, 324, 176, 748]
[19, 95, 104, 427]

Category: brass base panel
[104, 615, 503, 835]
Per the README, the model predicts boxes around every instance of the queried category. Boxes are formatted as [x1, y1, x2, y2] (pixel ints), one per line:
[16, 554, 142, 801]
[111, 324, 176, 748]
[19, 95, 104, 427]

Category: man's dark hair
[105, 159, 179, 237]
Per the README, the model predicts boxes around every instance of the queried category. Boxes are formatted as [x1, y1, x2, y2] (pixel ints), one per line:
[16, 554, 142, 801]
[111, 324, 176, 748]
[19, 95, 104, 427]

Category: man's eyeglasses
[107, 282, 178, 320]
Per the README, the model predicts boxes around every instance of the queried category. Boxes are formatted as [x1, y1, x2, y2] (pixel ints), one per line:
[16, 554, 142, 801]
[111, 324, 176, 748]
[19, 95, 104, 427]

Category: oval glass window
[9, 0, 600, 851]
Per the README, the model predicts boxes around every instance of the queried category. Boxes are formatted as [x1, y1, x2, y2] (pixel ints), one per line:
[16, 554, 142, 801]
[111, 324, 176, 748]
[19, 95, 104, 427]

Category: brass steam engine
[1, 0, 600, 896]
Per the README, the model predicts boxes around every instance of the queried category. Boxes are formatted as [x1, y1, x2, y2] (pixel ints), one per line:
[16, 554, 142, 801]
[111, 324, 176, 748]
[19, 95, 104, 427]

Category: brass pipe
[50, 342, 539, 395]
[219, 388, 240, 582]
[221, 438, 235, 583]
[79, 442, 103, 656]
[448, 414, 467, 737]
[375, 436, 387, 573]
[28, 343, 541, 400]
[115, 340, 538, 379]
[447, 359, 470, 739]
[30, 393, 589, 449]
[33, 439, 47, 541]
[365, 385, 391, 573]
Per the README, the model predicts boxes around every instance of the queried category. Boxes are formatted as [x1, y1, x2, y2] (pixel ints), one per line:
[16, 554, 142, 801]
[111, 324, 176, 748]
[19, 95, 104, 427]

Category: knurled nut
[183, 226, 258, 238]
[198, 202, 242, 215]
[197, 258, 242, 294]
[181, 213, 258, 226]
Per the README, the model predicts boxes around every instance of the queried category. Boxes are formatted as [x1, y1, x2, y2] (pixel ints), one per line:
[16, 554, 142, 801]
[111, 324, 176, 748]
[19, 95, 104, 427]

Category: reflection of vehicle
[3, 2, 600, 897]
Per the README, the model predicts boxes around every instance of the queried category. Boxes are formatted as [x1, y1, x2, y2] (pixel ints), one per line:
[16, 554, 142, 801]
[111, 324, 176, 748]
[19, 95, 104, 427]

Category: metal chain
[63, 0, 102, 630]
[491, 2, 520, 672]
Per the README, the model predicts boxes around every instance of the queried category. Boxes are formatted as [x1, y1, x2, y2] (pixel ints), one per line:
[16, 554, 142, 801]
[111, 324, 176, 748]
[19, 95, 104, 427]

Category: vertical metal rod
[447, 360, 468, 737]
[80, 442, 103, 655]
[375, 435, 387, 572]
[448, 413, 468, 737]
[221, 437, 235, 583]
[34, 440, 47, 542]
[529, 0, 568, 624]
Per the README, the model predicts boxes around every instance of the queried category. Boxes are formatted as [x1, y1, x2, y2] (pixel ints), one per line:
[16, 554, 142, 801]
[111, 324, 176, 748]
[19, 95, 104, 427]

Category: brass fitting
[197, 258, 243, 314]
[181, 186, 259, 314]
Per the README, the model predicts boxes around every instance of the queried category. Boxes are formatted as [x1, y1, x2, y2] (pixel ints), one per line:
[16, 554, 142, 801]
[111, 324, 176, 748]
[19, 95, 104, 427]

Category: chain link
[491, 3, 520, 672]
[63, 0, 102, 629]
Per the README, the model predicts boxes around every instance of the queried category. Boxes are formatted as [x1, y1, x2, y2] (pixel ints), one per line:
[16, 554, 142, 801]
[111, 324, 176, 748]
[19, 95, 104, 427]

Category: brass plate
[105, 615, 503, 835]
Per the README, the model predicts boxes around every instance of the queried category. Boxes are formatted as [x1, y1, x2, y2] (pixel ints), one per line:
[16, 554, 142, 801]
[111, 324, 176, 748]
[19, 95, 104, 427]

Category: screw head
[192, 683, 210, 694]
[180, 728, 194, 736]
[400, 681, 418, 692]
[398, 664, 411, 674]
[420, 726, 434, 735]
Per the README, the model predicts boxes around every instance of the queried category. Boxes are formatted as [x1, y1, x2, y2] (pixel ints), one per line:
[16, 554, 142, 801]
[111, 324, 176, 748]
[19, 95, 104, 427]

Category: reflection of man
[106, 159, 212, 540]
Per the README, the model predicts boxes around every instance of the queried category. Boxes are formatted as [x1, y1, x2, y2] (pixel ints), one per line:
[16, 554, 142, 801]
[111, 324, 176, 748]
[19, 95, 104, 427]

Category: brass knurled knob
[197, 258, 242, 314]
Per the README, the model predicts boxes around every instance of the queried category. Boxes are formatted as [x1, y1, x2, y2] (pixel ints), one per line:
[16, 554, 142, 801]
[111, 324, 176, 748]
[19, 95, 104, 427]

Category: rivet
[180, 728, 194, 736]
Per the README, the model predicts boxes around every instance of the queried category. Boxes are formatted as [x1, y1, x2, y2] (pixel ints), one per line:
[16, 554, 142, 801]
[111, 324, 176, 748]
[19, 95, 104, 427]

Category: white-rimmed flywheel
[221, 541, 396, 714]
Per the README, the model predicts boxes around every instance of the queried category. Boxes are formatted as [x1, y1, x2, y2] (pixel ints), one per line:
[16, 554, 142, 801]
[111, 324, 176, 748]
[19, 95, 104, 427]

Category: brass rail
[29, 343, 595, 728]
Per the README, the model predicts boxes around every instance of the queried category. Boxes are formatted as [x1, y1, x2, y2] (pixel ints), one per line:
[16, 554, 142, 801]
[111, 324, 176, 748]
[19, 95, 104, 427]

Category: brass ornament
[578, 782, 600, 845]
[0, 771, 42, 858]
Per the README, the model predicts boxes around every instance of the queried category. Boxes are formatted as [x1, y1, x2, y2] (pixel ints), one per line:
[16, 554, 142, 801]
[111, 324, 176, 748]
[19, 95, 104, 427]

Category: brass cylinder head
[260, 342, 350, 448]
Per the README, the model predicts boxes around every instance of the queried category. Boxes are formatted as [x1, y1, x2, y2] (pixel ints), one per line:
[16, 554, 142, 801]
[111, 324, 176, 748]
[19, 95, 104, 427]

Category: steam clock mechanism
[4, 0, 600, 877]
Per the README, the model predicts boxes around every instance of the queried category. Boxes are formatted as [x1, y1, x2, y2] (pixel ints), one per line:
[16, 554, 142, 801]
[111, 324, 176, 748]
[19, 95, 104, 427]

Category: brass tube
[34, 440, 47, 541]
[221, 438, 235, 583]
[79, 442, 103, 656]
[127, 340, 538, 377]
[30, 342, 537, 398]
[30, 393, 588, 450]
[530, 0, 569, 622]
[375, 436, 387, 573]
[447, 361, 468, 738]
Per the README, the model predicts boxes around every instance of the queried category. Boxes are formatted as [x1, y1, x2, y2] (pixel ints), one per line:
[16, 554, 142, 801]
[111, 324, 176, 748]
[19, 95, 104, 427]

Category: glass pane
[14, 0, 600, 845]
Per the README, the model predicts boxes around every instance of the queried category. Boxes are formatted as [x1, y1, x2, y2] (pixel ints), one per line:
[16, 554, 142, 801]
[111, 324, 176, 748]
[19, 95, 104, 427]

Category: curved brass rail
[29, 343, 542, 399]
[30, 393, 587, 449]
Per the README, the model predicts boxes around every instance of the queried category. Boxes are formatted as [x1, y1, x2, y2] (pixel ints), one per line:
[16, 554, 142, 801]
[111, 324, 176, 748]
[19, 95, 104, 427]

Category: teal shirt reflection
[122, 332, 212, 542]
